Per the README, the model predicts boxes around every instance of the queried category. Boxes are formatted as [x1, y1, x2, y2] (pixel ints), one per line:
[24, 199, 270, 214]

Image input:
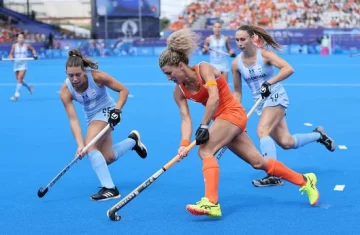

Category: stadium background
[1, 1, 359, 234]
[0, 0, 359, 57]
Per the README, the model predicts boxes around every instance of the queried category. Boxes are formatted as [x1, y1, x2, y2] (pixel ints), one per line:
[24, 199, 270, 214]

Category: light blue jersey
[65, 69, 116, 125]
[13, 43, 28, 72]
[237, 49, 289, 115]
[209, 35, 229, 72]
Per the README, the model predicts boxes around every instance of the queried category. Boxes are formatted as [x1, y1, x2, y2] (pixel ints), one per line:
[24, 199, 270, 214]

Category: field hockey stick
[209, 48, 231, 56]
[215, 97, 263, 160]
[37, 124, 111, 198]
[199, 42, 231, 57]
[107, 141, 197, 221]
[0, 57, 35, 61]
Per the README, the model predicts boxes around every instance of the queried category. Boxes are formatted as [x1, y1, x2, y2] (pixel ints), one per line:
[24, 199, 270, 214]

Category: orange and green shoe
[300, 173, 320, 206]
[186, 197, 221, 218]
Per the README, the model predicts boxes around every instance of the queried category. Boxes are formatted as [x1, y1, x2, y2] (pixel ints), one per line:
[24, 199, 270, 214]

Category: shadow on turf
[38, 180, 147, 203]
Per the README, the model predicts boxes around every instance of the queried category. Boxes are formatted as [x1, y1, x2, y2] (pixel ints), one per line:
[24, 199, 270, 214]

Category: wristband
[180, 139, 190, 147]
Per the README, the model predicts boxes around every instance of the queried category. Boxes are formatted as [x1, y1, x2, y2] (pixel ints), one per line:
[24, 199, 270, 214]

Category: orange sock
[266, 159, 306, 187]
[202, 157, 220, 204]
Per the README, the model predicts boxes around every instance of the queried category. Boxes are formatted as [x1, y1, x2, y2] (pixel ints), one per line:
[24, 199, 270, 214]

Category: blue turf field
[1, 55, 359, 235]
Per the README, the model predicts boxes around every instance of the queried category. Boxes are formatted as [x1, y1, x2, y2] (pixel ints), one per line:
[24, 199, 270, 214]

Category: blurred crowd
[168, 0, 216, 30]
[0, 23, 47, 43]
[168, 0, 360, 30]
[0, 15, 79, 44]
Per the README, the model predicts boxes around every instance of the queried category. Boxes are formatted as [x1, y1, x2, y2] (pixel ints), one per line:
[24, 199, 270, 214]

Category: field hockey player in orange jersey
[158, 28, 320, 218]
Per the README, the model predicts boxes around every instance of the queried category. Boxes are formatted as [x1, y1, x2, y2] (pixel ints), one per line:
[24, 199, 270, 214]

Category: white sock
[88, 149, 115, 189]
[15, 83, 22, 97]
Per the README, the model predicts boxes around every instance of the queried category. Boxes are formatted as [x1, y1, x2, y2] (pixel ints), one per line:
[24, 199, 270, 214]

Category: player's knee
[198, 146, 215, 159]
[277, 136, 295, 149]
[257, 125, 272, 138]
[104, 154, 116, 165]
[87, 145, 98, 154]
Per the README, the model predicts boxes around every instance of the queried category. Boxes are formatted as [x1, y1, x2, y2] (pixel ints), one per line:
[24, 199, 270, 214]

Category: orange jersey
[178, 62, 247, 130]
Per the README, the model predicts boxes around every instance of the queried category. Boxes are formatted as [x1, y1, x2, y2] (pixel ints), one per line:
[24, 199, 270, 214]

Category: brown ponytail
[66, 49, 98, 69]
[237, 25, 283, 52]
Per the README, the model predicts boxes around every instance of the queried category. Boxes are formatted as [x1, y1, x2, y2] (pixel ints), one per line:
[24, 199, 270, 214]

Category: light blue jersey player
[60, 49, 148, 201]
[64, 68, 116, 126]
[202, 22, 236, 82]
[9, 32, 37, 101]
[236, 48, 288, 116]
[232, 25, 336, 187]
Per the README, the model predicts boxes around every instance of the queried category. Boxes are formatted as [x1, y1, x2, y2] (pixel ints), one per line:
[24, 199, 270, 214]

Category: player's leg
[257, 106, 284, 158]
[253, 105, 285, 187]
[253, 85, 291, 186]
[220, 62, 229, 82]
[11, 71, 19, 101]
[271, 118, 336, 152]
[17, 69, 33, 94]
[90, 128, 136, 201]
[100, 130, 148, 165]
[11, 70, 32, 101]
[87, 105, 148, 201]
[227, 132, 320, 206]
[96, 106, 147, 163]
[85, 120, 120, 201]
[186, 118, 242, 218]
[11, 71, 24, 101]
[257, 86, 290, 159]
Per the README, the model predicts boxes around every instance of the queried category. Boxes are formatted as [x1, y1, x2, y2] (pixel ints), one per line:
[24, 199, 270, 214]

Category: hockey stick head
[37, 187, 48, 198]
[107, 209, 121, 221]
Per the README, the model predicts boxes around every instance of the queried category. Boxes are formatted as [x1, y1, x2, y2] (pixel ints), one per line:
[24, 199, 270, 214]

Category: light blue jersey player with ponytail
[9, 32, 37, 101]
[202, 22, 236, 82]
[232, 25, 336, 187]
[59, 49, 148, 201]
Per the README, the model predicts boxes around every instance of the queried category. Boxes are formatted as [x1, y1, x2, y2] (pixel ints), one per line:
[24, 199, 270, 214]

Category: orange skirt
[214, 106, 247, 131]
